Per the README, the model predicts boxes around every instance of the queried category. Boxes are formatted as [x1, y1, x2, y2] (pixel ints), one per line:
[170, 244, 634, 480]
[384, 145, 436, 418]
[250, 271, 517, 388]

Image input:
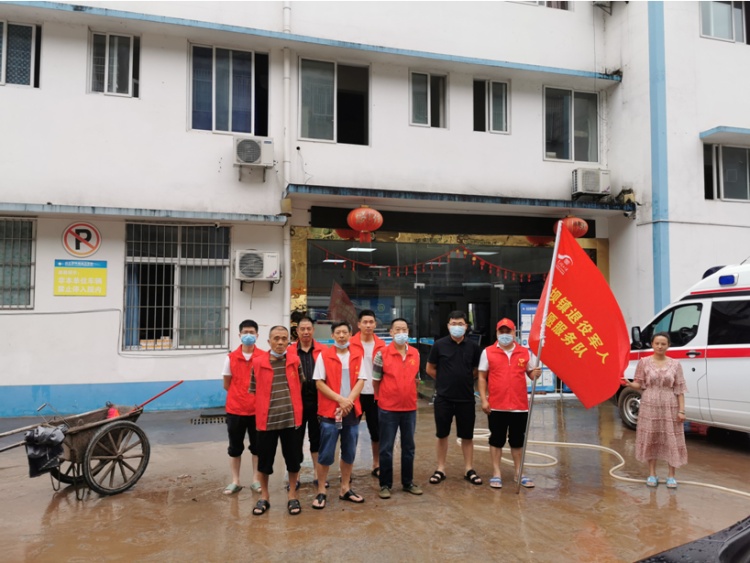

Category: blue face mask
[497, 334, 515, 346]
[270, 350, 285, 359]
[241, 333, 257, 346]
[449, 325, 466, 338]
[334, 341, 350, 350]
[393, 333, 409, 346]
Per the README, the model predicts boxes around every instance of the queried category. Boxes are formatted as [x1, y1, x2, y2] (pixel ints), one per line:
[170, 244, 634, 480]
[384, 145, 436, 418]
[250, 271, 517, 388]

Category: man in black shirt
[425, 310, 483, 486]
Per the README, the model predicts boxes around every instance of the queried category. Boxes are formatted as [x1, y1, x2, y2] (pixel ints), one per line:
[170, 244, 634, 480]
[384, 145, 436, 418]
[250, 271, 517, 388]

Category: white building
[1, 1, 748, 416]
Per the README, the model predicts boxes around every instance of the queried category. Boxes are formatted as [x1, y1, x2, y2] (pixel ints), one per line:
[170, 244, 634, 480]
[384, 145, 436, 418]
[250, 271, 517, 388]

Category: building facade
[1, 1, 748, 416]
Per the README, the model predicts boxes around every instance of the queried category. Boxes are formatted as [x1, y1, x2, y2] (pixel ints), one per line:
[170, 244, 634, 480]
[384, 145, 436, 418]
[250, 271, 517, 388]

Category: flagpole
[516, 220, 564, 494]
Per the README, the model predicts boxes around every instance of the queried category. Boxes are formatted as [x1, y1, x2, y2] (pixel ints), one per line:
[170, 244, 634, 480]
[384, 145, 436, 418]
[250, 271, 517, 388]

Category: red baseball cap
[496, 318, 516, 331]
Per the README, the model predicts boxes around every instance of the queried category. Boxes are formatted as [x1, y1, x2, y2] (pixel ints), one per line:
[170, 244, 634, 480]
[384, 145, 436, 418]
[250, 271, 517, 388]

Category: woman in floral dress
[622, 331, 688, 489]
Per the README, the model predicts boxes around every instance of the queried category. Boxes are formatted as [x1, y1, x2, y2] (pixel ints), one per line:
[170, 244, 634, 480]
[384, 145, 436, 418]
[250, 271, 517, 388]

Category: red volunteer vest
[317, 346, 364, 418]
[376, 343, 420, 412]
[251, 349, 303, 431]
[485, 344, 532, 411]
[225, 346, 265, 416]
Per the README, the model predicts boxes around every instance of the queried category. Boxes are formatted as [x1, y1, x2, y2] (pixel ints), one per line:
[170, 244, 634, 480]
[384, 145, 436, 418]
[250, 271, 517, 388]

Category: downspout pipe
[282, 1, 292, 328]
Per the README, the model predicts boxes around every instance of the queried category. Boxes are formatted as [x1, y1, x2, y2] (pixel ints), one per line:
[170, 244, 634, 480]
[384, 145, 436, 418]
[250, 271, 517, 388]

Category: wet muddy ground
[1, 398, 749, 562]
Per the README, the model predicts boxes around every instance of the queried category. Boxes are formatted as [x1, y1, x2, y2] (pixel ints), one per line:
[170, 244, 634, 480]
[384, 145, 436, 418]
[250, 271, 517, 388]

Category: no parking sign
[62, 222, 101, 257]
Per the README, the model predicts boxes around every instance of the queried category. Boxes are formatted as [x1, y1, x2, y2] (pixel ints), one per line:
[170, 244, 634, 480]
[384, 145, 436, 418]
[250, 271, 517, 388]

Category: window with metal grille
[124, 224, 230, 350]
[0, 21, 42, 87]
[0, 218, 35, 309]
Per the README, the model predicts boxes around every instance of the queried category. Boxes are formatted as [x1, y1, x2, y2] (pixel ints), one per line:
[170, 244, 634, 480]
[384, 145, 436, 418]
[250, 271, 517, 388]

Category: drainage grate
[190, 415, 226, 425]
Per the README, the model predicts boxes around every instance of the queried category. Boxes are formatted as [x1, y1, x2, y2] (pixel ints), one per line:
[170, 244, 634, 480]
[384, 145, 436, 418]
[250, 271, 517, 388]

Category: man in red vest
[372, 318, 422, 499]
[294, 316, 325, 488]
[477, 318, 542, 490]
[311, 321, 367, 509]
[249, 326, 305, 516]
[221, 319, 263, 495]
[349, 309, 386, 478]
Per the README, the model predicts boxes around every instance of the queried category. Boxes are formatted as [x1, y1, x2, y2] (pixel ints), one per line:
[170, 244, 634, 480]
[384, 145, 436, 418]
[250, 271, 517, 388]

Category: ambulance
[616, 263, 750, 433]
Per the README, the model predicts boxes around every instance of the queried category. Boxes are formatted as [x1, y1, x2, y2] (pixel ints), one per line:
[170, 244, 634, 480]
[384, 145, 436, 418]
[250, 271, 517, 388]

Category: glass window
[300, 59, 369, 145]
[708, 300, 750, 345]
[90, 32, 139, 97]
[190, 45, 269, 135]
[545, 87, 598, 162]
[473, 80, 509, 133]
[0, 22, 40, 87]
[721, 146, 750, 200]
[124, 224, 230, 350]
[645, 304, 702, 348]
[0, 218, 35, 309]
[411, 72, 445, 128]
[701, 1, 746, 42]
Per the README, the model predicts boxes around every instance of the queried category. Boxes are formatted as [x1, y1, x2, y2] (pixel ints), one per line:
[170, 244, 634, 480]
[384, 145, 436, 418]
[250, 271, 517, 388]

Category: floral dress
[634, 356, 688, 467]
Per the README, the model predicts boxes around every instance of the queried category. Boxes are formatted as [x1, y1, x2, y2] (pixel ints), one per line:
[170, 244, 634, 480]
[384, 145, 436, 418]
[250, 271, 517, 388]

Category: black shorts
[301, 400, 321, 454]
[359, 393, 380, 442]
[225, 413, 257, 458]
[256, 426, 303, 475]
[488, 410, 529, 449]
[433, 396, 476, 440]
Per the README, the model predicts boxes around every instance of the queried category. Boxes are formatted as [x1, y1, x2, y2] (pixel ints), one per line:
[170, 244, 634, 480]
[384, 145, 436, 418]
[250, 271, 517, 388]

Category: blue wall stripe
[648, 1, 670, 313]
[12, 1, 621, 82]
[0, 381, 226, 418]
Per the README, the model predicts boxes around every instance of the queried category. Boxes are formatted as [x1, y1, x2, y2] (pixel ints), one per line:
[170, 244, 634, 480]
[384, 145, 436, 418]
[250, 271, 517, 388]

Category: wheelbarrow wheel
[50, 460, 84, 486]
[83, 420, 150, 495]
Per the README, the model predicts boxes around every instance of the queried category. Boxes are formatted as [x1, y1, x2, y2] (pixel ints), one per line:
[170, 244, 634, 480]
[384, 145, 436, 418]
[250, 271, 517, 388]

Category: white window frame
[299, 57, 337, 143]
[717, 145, 750, 201]
[189, 43, 259, 134]
[0, 21, 38, 87]
[88, 31, 137, 97]
[409, 71, 447, 128]
[0, 218, 36, 309]
[543, 86, 599, 163]
[700, 1, 746, 43]
[475, 79, 510, 134]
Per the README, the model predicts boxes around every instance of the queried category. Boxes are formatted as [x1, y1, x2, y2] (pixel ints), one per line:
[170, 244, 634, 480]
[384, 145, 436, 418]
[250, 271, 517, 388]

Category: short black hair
[331, 321, 351, 333]
[358, 309, 376, 321]
[448, 310, 468, 323]
[391, 317, 409, 328]
[239, 319, 258, 332]
[297, 316, 315, 326]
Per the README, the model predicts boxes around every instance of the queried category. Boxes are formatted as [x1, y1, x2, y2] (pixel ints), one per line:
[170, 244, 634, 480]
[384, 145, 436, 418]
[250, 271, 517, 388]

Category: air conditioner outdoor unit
[235, 250, 280, 281]
[234, 136, 274, 167]
[572, 168, 610, 197]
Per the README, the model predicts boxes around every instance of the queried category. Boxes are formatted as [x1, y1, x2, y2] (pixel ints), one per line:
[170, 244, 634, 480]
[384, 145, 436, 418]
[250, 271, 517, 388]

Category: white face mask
[497, 334, 515, 346]
[449, 325, 466, 338]
[393, 333, 409, 345]
[334, 341, 350, 350]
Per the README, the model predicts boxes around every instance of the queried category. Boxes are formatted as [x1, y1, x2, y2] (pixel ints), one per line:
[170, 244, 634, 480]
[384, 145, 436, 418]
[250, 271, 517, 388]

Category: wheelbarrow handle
[136, 380, 184, 409]
[0, 423, 44, 439]
[0, 440, 26, 453]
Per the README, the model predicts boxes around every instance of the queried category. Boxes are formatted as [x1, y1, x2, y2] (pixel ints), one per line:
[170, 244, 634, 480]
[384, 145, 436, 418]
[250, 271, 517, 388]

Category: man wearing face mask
[249, 326, 305, 516]
[425, 311, 483, 486]
[311, 321, 367, 509]
[372, 318, 422, 499]
[221, 319, 264, 495]
[477, 318, 542, 490]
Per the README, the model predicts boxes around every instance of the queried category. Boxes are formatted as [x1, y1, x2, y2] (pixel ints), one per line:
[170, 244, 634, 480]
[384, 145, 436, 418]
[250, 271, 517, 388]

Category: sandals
[339, 489, 365, 503]
[223, 483, 242, 495]
[287, 499, 302, 515]
[519, 476, 535, 489]
[646, 476, 658, 488]
[489, 476, 502, 489]
[250, 481, 262, 493]
[285, 480, 301, 492]
[371, 467, 380, 478]
[312, 493, 327, 509]
[666, 477, 678, 489]
[464, 469, 483, 486]
[252, 499, 270, 516]
[429, 470, 446, 485]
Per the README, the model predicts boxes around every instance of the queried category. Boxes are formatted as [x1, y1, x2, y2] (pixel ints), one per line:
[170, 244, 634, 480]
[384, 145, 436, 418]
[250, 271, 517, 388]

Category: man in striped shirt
[250, 326, 305, 516]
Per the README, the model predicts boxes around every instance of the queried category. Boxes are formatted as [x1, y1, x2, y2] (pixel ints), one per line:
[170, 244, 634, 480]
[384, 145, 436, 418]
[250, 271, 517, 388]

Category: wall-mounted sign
[54, 259, 107, 296]
[62, 222, 101, 257]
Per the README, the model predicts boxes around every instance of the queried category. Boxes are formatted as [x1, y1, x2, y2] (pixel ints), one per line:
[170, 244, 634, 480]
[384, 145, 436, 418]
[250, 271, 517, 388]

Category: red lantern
[555, 216, 589, 238]
[347, 205, 383, 243]
[335, 228, 359, 240]
[526, 236, 554, 247]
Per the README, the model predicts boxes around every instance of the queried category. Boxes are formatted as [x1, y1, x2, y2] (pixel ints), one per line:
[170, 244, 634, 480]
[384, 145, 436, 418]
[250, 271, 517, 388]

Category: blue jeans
[378, 408, 416, 488]
[318, 420, 359, 466]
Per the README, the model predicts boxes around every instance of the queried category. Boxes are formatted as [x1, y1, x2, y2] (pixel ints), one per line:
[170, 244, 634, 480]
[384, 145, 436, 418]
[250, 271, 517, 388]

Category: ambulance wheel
[618, 387, 641, 431]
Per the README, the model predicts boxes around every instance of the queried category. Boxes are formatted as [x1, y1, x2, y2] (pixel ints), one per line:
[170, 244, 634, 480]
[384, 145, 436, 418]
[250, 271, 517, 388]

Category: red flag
[328, 281, 359, 330]
[528, 225, 630, 408]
